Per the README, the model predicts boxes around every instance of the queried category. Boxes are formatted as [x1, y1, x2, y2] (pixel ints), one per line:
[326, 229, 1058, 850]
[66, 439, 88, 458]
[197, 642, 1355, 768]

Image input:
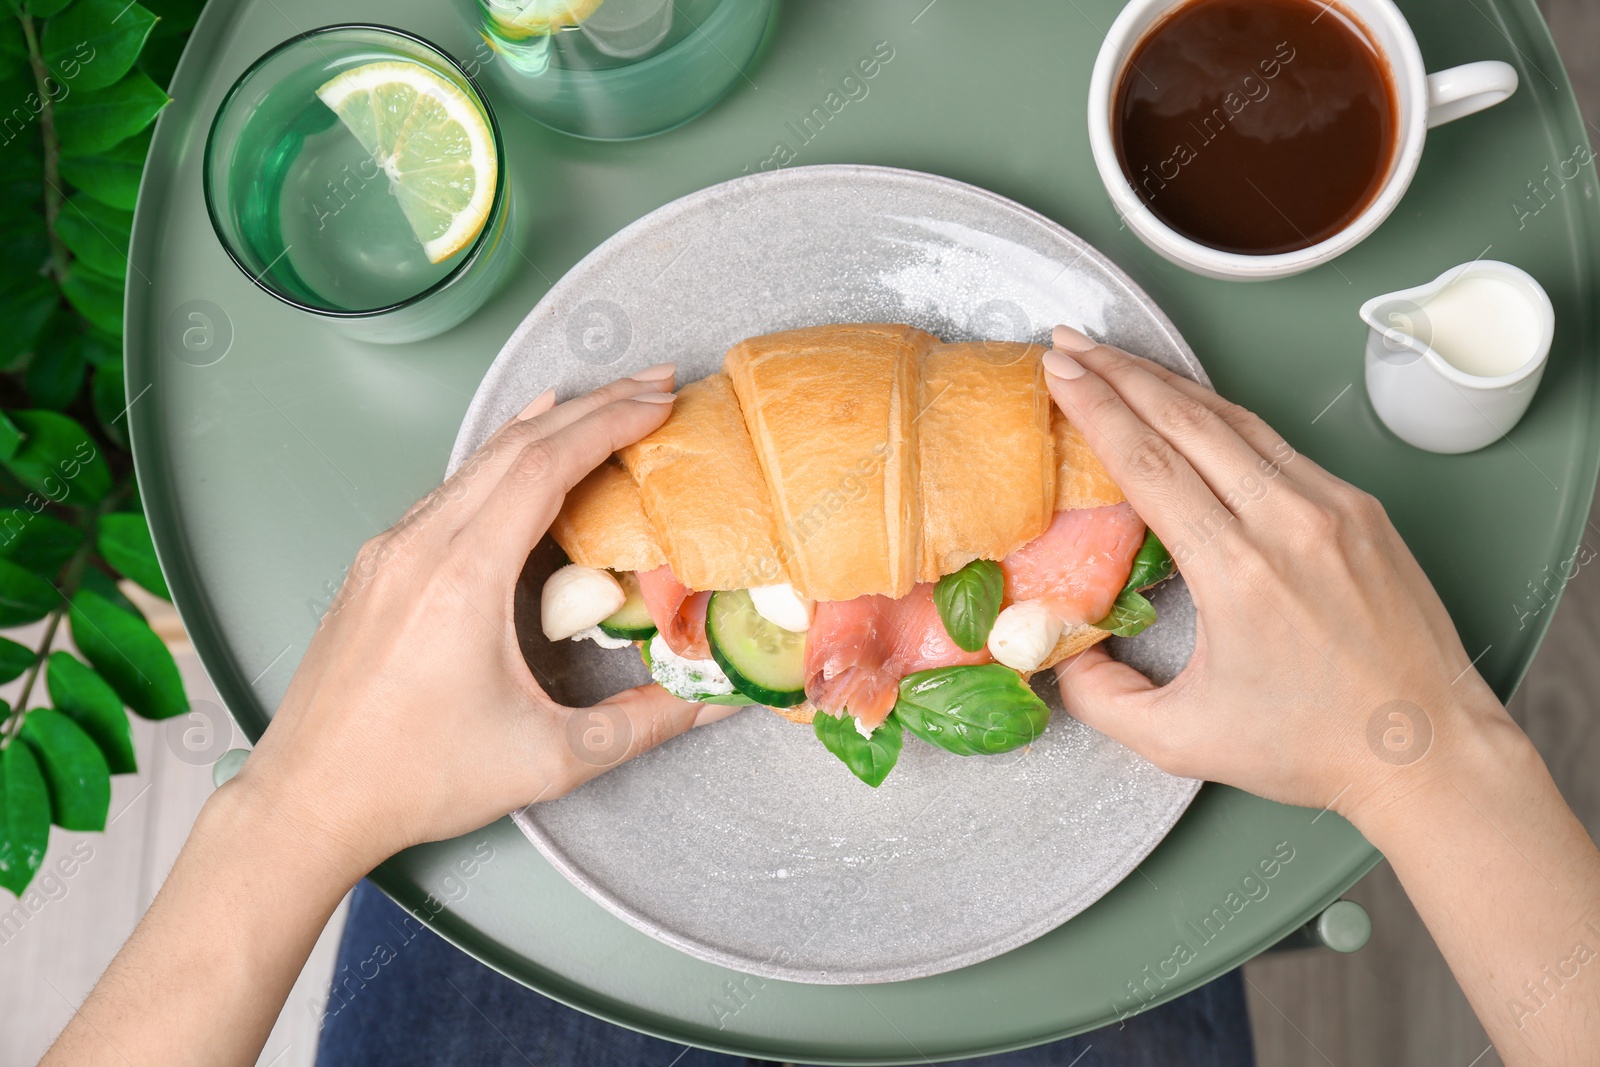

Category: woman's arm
[1043, 325, 1600, 1066]
[40, 367, 725, 1067]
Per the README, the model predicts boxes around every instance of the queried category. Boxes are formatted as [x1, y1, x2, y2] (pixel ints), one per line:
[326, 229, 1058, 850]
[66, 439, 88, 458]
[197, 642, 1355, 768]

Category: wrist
[1341, 683, 1536, 850]
[200, 765, 381, 895]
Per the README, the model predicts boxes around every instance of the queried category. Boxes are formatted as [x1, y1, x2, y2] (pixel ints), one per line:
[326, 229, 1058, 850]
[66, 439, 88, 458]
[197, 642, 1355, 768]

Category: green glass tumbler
[204, 25, 516, 344]
[459, 0, 776, 140]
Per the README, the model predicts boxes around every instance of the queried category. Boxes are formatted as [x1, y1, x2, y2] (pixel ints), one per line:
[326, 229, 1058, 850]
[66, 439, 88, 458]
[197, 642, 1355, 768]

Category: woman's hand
[227, 366, 725, 876]
[1042, 325, 1518, 823]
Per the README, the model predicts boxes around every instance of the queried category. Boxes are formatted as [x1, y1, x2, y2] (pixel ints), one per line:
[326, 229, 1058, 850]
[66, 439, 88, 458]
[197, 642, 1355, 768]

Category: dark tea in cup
[1112, 0, 1399, 256]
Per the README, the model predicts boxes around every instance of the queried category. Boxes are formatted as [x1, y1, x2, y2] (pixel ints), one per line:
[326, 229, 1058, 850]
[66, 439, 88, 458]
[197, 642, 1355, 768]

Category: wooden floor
[3, 4, 1597, 1065]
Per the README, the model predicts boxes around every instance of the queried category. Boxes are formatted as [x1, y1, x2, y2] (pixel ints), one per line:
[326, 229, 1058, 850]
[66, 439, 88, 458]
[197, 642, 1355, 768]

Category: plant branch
[18, 11, 72, 285]
[0, 515, 99, 745]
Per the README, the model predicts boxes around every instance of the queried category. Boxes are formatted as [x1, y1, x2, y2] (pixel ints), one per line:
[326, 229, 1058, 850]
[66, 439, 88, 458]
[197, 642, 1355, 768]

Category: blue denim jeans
[315, 881, 1255, 1066]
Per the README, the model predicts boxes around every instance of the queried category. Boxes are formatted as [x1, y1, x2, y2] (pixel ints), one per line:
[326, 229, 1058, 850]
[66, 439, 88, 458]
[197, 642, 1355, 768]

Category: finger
[1039, 347, 1239, 565]
[1049, 332, 1291, 524]
[428, 370, 676, 530]
[1055, 326, 1294, 465]
[457, 394, 676, 576]
[560, 684, 710, 787]
[1053, 644, 1167, 756]
[1054, 326, 1344, 499]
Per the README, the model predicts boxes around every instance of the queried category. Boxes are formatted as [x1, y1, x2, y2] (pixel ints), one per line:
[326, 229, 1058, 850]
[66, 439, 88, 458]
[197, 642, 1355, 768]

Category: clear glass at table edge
[204, 25, 516, 345]
[458, 0, 775, 140]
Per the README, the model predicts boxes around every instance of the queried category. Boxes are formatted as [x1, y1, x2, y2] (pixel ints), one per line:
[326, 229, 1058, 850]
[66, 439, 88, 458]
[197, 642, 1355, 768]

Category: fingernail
[1052, 324, 1098, 353]
[1042, 349, 1087, 380]
[629, 362, 675, 382]
[518, 388, 556, 419]
[632, 392, 676, 405]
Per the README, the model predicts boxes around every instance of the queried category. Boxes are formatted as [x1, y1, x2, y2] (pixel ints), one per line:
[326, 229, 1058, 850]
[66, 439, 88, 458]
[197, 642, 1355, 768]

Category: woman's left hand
[229, 369, 725, 876]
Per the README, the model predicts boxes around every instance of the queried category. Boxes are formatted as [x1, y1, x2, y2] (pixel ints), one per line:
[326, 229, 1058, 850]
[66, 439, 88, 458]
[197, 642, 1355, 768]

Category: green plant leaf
[55, 67, 168, 157]
[1123, 530, 1174, 592]
[0, 13, 25, 55]
[79, 565, 141, 617]
[1091, 589, 1158, 638]
[91, 360, 127, 448]
[99, 511, 167, 599]
[61, 262, 123, 335]
[25, 314, 87, 410]
[0, 636, 34, 682]
[0, 738, 50, 897]
[4, 409, 112, 504]
[47, 651, 135, 773]
[0, 506, 84, 575]
[0, 279, 58, 367]
[0, 556, 60, 625]
[20, 708, 110, 831]
[43, 0, 159, 92]
[0, 201, 48, 272]
[56, 126, 150, 211]
[27, 0, 77, 17]
[69, 587, 185, 719]
[894, 664, 1051, 757]
[56, 193, 132, 279]
[813, 709, 901, 788]
[932, 559, 1004, 653]
[0, 413, 21, 462]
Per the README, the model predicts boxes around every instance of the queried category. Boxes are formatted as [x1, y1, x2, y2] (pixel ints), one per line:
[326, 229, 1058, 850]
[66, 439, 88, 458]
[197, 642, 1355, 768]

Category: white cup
[1086, 0, 1519, 281]
[1361, 260, 1553, 454]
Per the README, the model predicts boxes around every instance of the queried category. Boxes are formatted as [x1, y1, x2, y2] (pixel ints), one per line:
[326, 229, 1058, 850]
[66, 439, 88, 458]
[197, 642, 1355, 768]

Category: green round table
[127, 0, 1600, 1061]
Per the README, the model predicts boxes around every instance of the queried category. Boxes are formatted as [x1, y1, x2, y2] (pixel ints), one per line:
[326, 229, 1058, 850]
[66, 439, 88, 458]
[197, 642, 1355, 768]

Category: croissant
[547, 324, 1157, 756]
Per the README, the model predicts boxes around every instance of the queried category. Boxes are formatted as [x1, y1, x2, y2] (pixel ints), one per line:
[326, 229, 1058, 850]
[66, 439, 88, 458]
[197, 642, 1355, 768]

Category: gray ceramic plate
[448, 165, 1205, 985]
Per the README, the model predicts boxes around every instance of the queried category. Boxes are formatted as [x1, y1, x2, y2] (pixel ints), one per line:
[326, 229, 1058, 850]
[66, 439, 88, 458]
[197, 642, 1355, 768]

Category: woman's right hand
[1042, 325, 1521, 824]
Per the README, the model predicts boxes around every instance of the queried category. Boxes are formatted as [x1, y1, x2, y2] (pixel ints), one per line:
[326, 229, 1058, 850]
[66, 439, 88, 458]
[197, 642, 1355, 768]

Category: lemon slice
[484, 0, 604, 41]
[316, 61, 497, 264]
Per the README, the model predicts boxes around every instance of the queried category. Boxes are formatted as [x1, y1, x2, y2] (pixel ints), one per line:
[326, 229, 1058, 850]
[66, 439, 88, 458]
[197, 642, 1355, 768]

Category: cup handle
[1426, 60, 1519, 128]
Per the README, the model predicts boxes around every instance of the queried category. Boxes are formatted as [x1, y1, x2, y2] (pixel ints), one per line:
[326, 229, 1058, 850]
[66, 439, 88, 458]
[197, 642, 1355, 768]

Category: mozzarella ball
[987, 600, 1065, 672]
[540, 565, 626, 641]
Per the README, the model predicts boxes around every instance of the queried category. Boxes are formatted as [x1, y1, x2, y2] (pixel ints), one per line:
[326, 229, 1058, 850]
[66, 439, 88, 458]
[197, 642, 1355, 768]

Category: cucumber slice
[642, 635, 753, 706]
[599, 571, 656, 640]
[706, 589, 807, 708]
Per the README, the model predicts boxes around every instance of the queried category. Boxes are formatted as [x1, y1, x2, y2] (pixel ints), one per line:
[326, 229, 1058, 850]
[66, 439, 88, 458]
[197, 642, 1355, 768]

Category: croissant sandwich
[540, 324, 1174, 785]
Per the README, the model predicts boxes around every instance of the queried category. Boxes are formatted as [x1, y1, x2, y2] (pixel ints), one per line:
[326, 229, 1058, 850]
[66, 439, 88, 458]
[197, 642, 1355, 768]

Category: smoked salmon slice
[805, 583, 990, 728]
[1001, 503, 1146, 625]
[636, 565, 712, 660]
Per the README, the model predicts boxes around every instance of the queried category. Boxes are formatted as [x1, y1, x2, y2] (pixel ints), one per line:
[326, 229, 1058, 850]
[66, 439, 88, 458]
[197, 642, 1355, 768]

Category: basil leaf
[69, 587, 186, 719]
[0, 637, 34, 683]
[47, 651, 137, 774]
[1123, 529, 1174, 592]
[99, 511, 169, 599]
[1092, 589, 1158, 638]
[21, 708, 111, 831]
[894, 664, 1051, 757]
[932, 559, 1004, 652]
[1, 737, 51, 897]
[814, 710, 901, 788]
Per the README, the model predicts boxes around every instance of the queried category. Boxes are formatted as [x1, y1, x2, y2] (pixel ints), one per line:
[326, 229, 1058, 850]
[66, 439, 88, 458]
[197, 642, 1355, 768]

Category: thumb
[1054, 643, 1164, 751]
[560, 684, 742, 784]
